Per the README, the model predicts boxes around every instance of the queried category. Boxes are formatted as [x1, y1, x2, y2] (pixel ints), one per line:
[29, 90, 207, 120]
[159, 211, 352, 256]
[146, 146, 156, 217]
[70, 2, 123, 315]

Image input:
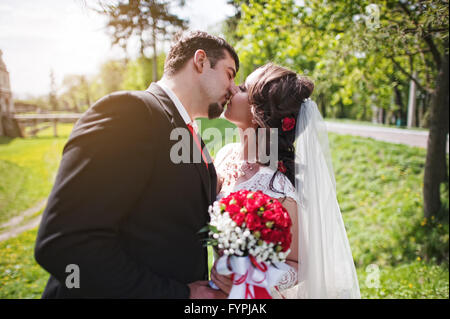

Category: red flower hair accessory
[282, 117, 296, 131]
[278, 161, 287, 173]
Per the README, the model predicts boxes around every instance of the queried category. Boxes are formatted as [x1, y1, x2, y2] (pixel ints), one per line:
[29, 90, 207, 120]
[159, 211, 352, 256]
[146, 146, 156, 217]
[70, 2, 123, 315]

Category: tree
[97, 59, 128, 96]
[49, 69, 59, 111]
[222, 0, 249, 46]
[122, 54, 165, 90]
[354, 0, 449, 218]
[94, 0, 188, 82]
[424, 49, 449, 219]
[61, 74, 94, 112]
[230, 0, 448, 218]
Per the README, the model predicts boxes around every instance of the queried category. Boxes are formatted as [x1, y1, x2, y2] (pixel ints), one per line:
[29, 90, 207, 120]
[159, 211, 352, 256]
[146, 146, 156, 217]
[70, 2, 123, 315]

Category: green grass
[330, 134, 449, 268]
[357, 261, 449, 299]
[0, 119, 448, 299]
[0, 228, 49, 299]
[329, 133, 449, 298]
[0, 124, 72, 225]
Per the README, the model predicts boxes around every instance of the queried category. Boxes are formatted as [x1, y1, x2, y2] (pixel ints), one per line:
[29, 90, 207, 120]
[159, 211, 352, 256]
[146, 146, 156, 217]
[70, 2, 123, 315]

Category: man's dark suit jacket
[34, 83, 217, 298]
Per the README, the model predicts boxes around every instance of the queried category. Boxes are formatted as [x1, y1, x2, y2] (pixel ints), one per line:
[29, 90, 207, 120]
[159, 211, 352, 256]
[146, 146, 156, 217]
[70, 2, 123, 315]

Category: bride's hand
[211, 259, 233, 295]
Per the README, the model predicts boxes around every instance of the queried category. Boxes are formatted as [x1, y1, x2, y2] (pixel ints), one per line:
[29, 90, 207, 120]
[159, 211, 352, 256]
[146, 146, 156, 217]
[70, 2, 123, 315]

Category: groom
[34, 30, 239, 298]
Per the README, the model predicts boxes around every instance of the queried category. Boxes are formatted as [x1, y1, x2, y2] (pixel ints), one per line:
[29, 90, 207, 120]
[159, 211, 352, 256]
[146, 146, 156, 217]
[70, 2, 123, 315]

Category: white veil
[294, 99, 361, 298]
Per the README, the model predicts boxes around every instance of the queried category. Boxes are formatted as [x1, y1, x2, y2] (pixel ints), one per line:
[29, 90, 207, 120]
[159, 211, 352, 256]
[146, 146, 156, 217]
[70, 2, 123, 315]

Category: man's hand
[210, 259, 233, 295]
[188, 281, 227, 299]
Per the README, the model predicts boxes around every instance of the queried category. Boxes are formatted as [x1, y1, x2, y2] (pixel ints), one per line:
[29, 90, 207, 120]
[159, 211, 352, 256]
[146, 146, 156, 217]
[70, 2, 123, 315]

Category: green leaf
[197, 224, 218, 234]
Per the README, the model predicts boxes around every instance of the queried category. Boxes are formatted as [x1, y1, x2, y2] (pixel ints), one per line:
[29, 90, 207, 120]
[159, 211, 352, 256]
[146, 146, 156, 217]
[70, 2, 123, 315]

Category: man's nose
[228, 82, 238, 97]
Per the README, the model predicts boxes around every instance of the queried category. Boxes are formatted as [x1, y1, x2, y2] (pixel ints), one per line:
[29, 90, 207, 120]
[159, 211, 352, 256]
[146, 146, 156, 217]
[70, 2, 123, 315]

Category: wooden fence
[12, 113, 82, 137]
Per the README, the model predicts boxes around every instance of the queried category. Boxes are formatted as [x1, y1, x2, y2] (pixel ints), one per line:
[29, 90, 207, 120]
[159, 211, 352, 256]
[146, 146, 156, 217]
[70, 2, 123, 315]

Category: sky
[0, 0, 236, 98]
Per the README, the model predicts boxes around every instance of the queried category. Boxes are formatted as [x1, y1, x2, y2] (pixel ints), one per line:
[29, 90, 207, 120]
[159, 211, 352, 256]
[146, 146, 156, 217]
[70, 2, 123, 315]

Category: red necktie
[187, 123, 209, 169]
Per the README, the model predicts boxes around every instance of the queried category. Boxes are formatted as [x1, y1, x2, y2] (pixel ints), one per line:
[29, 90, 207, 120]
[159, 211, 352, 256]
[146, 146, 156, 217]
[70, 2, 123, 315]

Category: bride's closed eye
[238, 84, 247, 92]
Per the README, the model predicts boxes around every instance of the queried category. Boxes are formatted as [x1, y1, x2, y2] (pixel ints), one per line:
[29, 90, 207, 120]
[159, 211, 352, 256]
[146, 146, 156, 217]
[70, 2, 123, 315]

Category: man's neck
[159, 75, 199, 121]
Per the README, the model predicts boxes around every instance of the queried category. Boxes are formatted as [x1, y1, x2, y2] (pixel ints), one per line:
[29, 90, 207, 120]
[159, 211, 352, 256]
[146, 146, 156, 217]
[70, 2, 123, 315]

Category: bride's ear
[193, 49, 207, 73]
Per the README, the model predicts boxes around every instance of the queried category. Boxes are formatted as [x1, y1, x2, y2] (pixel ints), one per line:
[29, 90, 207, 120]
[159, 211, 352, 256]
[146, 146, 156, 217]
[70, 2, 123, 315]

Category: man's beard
[207, 102, 224, 119]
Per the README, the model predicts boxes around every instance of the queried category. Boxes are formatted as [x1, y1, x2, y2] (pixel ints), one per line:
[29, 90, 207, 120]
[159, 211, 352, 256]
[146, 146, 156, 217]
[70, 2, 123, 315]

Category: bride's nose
[229, 82, 239, 97]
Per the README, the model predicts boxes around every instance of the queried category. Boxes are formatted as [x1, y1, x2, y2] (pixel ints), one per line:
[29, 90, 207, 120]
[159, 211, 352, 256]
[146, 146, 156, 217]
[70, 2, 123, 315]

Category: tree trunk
[0, 103, 4, 136]
[377, 107, 385, 124]
[338, 101, 345, 118]
[418, 98, 424, 128]
[152, 26, 158, 82]
[394, 85, 404, 124]
[407, 72, 417, 128]
[319, 93, 326, 118]
[423, 52, 449, 218]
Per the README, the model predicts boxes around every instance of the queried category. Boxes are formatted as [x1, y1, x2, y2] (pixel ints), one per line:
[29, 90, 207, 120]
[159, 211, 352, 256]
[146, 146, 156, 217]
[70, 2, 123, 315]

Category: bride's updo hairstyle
[247, 63, 314, 192]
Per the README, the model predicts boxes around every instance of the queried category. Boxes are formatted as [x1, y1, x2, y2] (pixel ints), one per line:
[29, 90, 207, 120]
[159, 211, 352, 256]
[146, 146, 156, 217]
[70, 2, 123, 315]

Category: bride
[210, 63, 361, 299]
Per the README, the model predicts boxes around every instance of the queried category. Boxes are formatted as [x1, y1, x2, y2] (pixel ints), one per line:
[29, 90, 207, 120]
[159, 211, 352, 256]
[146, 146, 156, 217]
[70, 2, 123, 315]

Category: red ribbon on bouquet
[215, 254, 292, 299]
[249, 255, 272, 299]
[229, 256, 273, 299]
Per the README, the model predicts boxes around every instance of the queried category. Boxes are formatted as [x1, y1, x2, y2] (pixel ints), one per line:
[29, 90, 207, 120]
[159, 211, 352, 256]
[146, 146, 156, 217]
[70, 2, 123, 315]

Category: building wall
[0, 49, 14, 136]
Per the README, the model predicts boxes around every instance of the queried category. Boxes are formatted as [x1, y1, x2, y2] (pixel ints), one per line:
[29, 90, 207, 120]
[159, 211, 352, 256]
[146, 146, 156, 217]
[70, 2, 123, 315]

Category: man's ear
[193, 49, 208, 73]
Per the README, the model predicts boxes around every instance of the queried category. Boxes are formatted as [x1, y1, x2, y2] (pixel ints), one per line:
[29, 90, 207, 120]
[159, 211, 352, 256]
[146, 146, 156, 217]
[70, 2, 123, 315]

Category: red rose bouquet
[203, 189, 294, 299]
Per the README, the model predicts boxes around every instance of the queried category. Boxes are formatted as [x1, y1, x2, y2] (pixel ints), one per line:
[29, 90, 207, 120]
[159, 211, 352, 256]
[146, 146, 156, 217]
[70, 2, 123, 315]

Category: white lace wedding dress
[214, 143, 299, 299]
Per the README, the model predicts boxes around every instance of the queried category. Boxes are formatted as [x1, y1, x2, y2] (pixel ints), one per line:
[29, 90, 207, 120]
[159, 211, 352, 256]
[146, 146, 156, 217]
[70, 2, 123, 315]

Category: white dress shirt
[157, 81, 199, 133]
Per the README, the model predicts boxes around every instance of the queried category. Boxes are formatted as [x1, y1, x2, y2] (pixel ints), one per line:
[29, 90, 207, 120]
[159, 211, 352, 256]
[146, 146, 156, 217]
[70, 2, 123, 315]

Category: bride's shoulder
[214, 143, 239, 166]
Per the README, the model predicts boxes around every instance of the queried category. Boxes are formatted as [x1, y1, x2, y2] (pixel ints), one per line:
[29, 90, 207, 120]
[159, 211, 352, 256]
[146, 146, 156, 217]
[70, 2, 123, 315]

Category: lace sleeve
[271, 172, 299, 204]
[234, 167, 299, 205]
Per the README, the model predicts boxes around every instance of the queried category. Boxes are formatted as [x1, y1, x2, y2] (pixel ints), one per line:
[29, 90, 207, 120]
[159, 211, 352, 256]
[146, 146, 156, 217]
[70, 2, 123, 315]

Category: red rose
[282, 232, 292, 251]
[271, 205, 289, 228]
[254, 197, 266, 208]
[232, 213, 246, 226]
[262, 209, 276, 221]
[226, 204, 241, 216]
[276, 214, 290, 228]
[278, 161, 287, 173]
[246, 213, 263, 231]
[282, 117, 296, 131]
[220, 196, 232, 206]
[262, 229, 284, 245]
[244, 198, 259, 214]
[261, 228, 273, 241]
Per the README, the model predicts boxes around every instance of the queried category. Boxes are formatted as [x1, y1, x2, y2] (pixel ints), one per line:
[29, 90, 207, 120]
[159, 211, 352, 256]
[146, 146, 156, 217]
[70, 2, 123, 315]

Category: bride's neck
[237, 126, 258, 163]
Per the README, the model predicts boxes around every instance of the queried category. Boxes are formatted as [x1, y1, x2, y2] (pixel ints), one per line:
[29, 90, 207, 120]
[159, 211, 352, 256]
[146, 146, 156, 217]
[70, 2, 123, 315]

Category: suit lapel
[146, 83, 213, 203]
[200, 134, 217, 203]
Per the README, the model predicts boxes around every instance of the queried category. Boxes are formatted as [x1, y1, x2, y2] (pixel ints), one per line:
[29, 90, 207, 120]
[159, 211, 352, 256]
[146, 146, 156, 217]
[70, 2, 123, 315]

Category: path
[325, 121, 449, 153]
[0, 215, 42, 242]
[0, 200, 46, 242]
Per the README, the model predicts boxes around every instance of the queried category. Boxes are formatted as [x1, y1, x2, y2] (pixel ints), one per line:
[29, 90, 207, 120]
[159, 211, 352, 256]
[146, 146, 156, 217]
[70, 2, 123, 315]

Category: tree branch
[399, 1, 443, 69]
[403, 28, 449, 34]
[301, 21, 345, 34]
[389, 56, 433, 94]
[423, 33, 442, 69]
